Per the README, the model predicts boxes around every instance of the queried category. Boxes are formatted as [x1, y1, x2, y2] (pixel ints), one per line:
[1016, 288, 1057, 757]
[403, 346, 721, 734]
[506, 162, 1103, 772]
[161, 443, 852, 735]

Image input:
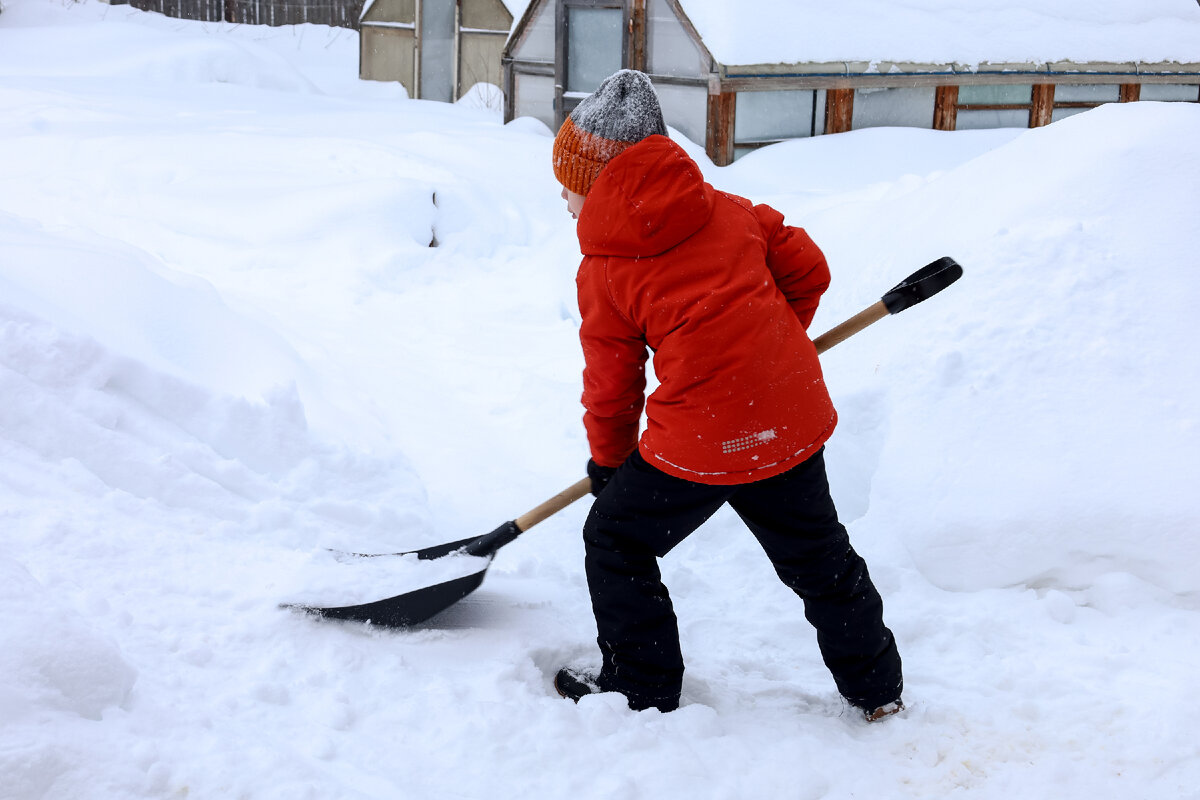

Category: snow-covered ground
[2, 1, 1198, 798]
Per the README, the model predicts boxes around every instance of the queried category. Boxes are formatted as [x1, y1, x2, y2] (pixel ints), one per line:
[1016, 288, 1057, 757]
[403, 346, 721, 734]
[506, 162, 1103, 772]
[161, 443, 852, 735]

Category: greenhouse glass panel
[646, 0, 707, 77]
[419, 0, 455, 101]
[955, 108, 1029, 130]
[1139, 84, 1199, 102]
[958, 84, 1031, 105]
[567, 7, 623, 93]
[852, 86, 935, 130]
[514, 72, 555, 128]
[1051, 107, 1093, 122]
[735, 90, 816, 142]
[513, 0, 555, 61]
[654, 82, 707, 146]
[1053, 84, 1120, 103]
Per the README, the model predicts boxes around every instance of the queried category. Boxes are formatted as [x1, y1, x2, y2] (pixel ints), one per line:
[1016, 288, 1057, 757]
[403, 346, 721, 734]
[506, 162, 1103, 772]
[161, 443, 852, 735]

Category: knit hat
[552, 69, 668, 196]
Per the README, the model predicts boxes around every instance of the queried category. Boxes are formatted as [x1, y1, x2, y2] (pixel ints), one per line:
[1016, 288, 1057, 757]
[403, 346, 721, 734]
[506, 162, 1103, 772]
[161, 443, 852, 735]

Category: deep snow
[1, 1, 1199, 799]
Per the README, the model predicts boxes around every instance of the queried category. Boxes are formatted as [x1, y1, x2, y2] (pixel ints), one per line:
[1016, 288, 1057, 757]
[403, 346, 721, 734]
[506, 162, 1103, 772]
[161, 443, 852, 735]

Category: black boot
[553, 668, 678, 712]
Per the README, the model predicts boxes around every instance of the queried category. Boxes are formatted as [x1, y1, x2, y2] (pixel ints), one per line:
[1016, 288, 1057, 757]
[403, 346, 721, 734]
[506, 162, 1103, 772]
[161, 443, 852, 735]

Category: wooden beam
[502, 60, 516, 122]
[706, 91, 735, 166]
[1119, 83, 1141, 103]
[934, 85, 958, 130]
[628, 0, 646, 72]
[1030, 83, 1055, 127]
[554, 0, 567, 129]
[825, 88, 854, 134]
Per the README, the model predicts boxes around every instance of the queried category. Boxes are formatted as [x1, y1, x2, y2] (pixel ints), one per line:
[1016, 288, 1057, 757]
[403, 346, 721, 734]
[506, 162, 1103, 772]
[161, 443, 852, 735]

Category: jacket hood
[575, 135, 715, 258]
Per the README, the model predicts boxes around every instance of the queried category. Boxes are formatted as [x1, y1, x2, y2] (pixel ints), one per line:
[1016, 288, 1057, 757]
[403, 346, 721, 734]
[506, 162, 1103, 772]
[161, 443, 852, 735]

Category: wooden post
[825, 88, 854, 134]
[628, 0, 647, 72]
[554, 0, 567, 129]
[933, 85, 959, 131]
[502, 60, 515, 123]
[1119, 84, 1141, 103]
[706, 90, 736, 166]
[1030, 83, 1055, 127]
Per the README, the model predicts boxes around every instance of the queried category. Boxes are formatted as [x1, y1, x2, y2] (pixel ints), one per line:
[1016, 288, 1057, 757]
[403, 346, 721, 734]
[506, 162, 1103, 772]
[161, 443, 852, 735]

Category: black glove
[587, 459, 618, 498]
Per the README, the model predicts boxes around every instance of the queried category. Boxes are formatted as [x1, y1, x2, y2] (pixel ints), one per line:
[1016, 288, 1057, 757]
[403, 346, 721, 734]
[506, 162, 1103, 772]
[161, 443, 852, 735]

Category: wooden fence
[124, 0, 365, 28]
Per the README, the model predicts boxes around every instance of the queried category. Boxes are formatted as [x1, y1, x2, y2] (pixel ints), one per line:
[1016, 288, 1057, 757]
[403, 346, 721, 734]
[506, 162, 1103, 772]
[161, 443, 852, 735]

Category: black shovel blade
[881, 256, 963, 315]
[284, 560, 492, 628]
[290, 520, 525, 627]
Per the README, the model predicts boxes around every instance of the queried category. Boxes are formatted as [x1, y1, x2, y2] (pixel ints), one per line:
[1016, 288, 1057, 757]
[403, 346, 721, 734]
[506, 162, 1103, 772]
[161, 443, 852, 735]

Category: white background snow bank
[1, 1, 1198, 798]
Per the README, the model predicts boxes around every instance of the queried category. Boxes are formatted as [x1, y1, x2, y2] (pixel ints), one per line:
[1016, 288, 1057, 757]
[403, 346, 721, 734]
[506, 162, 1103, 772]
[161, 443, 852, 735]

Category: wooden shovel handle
[514, 476, 593, 532]
[811, 300, 888, 355]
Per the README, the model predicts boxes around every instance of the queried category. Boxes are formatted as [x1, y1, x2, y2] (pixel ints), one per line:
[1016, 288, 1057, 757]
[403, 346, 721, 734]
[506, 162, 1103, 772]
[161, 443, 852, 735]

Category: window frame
[554, 0, 629, 127]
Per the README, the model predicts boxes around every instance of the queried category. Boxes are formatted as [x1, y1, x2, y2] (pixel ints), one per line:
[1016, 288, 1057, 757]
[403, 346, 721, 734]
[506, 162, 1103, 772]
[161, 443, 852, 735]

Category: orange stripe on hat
[552, 117, 637, 197]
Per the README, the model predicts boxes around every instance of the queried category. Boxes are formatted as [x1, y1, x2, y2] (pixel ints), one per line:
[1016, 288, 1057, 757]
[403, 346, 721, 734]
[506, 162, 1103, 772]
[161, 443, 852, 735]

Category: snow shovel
[286, 256, 962, 627]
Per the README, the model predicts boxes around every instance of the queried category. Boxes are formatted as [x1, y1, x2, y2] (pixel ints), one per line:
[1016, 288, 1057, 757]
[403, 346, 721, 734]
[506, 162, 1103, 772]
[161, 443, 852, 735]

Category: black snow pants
[583, 447, 902, 712]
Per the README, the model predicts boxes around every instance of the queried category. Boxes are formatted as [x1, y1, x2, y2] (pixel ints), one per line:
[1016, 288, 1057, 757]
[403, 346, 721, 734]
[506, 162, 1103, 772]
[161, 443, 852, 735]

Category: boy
[552, 70, 903, 721]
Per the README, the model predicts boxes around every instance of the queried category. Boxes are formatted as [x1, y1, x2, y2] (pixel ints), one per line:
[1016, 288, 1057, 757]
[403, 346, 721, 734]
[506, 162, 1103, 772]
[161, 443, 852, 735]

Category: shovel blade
[285, 562, 492, 628]
[292, 521, 525, 628]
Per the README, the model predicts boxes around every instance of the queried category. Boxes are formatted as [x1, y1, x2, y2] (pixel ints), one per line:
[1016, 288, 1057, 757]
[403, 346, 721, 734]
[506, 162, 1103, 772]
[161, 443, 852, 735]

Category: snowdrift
[813, 103, 1200, 595]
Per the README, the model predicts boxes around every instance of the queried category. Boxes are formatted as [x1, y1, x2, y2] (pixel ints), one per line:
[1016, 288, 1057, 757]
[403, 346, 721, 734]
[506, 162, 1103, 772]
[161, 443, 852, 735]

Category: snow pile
[1, 1, 1198, 798]
[750, 104, 1200, 595]
[0, 558, 137, 722]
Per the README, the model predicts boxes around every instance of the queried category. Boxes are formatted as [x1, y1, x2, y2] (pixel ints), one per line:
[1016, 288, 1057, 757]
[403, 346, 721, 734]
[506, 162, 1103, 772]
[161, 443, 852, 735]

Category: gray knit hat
[552, 70, 668, 195]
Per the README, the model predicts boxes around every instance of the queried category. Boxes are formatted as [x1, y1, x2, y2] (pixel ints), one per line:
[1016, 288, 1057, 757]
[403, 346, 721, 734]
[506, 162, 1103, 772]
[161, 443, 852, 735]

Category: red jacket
[575, 135, 836, 485]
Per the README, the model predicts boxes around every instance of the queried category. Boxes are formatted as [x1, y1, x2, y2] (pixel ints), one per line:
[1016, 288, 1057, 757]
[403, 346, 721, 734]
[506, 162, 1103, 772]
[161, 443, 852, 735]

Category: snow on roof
[497, 0, 531, 24]
[678, 0, 1200, 68]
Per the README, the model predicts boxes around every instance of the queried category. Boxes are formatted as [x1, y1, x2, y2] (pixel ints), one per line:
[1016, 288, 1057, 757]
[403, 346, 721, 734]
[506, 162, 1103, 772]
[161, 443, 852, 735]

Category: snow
[2, 1, 1199, 798]
[676, 0, 1200, 68]
[497, 0, 530, 24]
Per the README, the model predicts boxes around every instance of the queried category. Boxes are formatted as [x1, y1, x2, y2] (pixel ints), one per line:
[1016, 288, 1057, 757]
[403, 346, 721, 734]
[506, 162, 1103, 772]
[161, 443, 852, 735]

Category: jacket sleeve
[577, 257, 648, 468]
[753, 203, 831, 330]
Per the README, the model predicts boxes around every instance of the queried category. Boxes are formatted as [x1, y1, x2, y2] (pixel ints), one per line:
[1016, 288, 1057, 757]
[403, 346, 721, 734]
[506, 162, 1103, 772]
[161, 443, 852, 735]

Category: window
[514, 72, 556, 128]
[565, 6, 623, 95]
[418, 0, 455, 102]
[654, 82, 707, 146]
[730, 90, 825, 160]
[510, 0, 555, 61]
[959, 84, 1032, 105]
[646, 0, 706, 78]
[555, 1, 626, 126]
[852, 86, 936, 130]
[1138, 84, 1199, 102]
[735, 90, 821, 143]
[1051, 84, 1120, 122]
[955, 84, 1033, 130]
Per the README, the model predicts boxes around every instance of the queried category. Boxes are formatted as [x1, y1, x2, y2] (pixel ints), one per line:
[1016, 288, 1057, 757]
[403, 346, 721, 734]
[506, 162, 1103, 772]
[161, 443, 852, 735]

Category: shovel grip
[514, 477, 593, 532]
